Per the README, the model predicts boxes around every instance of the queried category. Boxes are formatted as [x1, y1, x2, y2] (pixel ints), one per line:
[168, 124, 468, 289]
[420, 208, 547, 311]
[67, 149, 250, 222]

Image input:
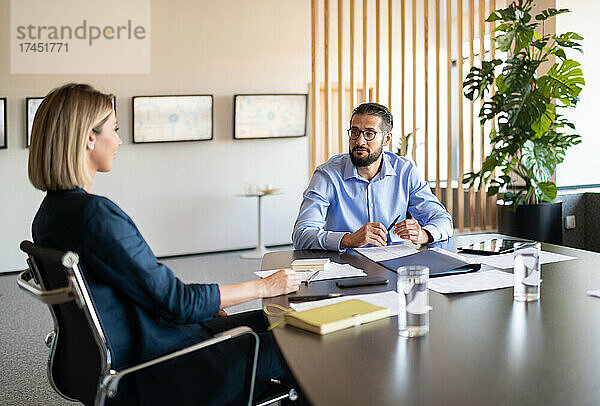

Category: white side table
[239, 190, 282, 259]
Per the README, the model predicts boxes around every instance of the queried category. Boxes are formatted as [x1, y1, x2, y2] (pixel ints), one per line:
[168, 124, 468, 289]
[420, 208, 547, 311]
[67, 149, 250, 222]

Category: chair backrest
[18, 240, 113, 406]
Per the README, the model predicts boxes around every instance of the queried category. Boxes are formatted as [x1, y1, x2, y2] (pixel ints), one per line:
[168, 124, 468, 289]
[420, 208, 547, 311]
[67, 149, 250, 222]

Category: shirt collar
[343, 152, 397, 181]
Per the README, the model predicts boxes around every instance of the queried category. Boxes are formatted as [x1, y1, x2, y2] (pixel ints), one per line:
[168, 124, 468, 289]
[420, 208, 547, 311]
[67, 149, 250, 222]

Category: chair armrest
[96, 326, 259, 406]
[16, 269, 74, 305]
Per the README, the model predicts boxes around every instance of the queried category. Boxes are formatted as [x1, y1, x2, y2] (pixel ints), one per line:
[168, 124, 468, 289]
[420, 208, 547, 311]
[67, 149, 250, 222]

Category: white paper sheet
[428, 270, 514, 294]
[587, 290, 600, 298]
[461, 251, 576, 270]
[355, 243, 419, 262]
[255, 262, 366, 282]
[289, 290, 399, 315]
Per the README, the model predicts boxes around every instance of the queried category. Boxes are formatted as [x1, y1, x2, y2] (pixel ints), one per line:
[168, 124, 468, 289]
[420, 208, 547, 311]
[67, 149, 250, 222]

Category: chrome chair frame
[18, 240, 259, 406]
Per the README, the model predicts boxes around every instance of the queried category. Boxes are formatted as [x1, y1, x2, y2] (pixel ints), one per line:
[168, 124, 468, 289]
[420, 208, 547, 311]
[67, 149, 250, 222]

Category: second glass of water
[513, 242, 542, 302]
[397, 265, 431, 337]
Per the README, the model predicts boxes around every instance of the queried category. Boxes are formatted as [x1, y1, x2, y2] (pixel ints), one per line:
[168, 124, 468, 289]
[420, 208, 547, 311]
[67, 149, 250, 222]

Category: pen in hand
[387, 211, 413, 232]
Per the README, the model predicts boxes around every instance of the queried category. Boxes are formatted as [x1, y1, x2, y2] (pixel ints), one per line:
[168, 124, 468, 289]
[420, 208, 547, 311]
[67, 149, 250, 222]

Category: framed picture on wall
[26, 96, 117, 148]
[233, 94, 307, 140]
[0, 98, 6, 149]
[132, 95, 213, 143]
[26, 97, 44, 147]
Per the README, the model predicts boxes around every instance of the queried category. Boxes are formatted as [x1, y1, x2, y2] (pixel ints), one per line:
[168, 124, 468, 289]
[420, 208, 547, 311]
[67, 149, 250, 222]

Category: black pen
[304, 270, 320, 285]
[288, 293, 343, 302]
[386, 211, 413, 232]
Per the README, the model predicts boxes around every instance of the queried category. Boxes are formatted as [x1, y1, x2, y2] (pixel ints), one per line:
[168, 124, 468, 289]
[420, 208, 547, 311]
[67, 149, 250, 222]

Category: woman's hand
[260, 269, 301, 298]
[212, 309, 228, 318]
[218, 269, 301, 308]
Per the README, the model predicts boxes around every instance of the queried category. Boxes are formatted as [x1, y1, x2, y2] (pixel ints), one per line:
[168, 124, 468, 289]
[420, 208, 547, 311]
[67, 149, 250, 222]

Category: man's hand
[340, 222, 388, 248]
[259, 269, 301, 298]
[393, 219, 430, 244]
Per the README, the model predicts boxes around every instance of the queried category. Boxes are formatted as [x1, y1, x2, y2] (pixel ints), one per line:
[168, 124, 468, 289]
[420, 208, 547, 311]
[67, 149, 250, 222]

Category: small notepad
[290, 258, 331, 271]
[285, 299, 390, 335]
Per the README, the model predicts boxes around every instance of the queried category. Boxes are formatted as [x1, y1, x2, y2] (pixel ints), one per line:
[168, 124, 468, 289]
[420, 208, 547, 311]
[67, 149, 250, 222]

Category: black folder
[378, 248, 481, 277]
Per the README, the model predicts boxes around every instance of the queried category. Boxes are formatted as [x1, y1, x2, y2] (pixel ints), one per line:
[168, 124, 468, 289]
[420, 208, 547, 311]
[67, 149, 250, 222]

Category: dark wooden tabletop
[262, 233, 600, 406]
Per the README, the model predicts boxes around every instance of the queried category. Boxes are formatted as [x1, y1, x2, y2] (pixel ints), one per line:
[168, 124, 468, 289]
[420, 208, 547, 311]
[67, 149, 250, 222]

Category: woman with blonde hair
[29, 83, 301, 405]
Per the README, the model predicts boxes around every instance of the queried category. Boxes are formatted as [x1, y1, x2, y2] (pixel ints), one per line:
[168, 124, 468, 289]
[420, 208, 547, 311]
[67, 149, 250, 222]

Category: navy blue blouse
[32, 188, 221, 369]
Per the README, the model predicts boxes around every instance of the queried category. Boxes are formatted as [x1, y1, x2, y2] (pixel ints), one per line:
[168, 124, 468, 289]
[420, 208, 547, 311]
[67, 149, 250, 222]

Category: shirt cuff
[325, 231, 349, 251]
[422, 225, 442, 242]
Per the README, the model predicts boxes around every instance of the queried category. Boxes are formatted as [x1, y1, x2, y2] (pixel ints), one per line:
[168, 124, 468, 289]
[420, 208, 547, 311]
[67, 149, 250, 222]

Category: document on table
[587, 290, 600, 299]
[428, 270, 514, 294]
[289, 290, 399, 316]
[255, 262, 366, 282]
[355, 243, 419, 262]
[461, 250, 576, 270]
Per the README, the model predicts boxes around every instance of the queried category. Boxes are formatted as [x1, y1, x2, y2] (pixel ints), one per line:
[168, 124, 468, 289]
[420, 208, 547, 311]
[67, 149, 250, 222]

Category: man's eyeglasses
[347, 128, 383, 141]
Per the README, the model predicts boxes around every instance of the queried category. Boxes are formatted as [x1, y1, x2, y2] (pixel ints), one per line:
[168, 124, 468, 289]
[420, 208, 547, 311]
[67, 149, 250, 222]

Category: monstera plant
[462, 0, 584, 210]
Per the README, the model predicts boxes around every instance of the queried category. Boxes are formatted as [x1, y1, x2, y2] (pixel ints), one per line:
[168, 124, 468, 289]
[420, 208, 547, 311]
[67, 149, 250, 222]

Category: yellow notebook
[285, 299, 390, 335]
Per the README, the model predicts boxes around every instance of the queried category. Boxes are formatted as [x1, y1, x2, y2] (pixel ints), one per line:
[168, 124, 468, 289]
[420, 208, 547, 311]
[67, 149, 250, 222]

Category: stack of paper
[255, 262, 366, 282]
[587, 290, 600, 298]
[427, 270, 514, 294]
[289, 290, 399, 315]
[462, 251, 575, 269]
[290, 258, 330, 271]
[355, 243, 419, 262]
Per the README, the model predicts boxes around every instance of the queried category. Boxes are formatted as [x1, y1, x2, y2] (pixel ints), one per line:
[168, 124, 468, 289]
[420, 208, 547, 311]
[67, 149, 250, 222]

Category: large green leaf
[535, 8, 570, 21]
[463, 60, 502, 100]
[496, 26, 534, 54]
[539, 60, 585, 106]
[554, 32, 584, 53]
[531, 103, 556, 137]
[536, 181, 557, 202]
[522, 140, 557, 182]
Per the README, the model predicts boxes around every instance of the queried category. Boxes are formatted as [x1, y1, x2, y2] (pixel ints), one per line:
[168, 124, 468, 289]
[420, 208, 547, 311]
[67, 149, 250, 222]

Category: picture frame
[132, 95, 213, 143]
[233, 94, 307, 140]
[0, 98, 6, 149]
[26, 96, 117, 148]
[26, 97, 44, 147]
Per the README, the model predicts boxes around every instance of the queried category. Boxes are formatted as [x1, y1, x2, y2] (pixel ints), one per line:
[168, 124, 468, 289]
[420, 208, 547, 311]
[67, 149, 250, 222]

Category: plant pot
[497, 201, 562, 245]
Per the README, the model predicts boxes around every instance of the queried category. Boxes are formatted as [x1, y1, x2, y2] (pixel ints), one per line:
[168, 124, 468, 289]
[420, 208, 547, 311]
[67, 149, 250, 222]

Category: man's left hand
[393, 219, 430, 244]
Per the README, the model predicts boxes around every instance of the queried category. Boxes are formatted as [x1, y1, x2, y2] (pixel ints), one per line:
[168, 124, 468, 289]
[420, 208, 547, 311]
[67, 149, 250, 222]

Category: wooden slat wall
[489, 0, 497, 229]
[338, 0, 345, 154]
[400, 0, 406, 156]
[457, 0, 464, 233]
[424, 0, 429, 180]
[446, 0, 453, 217]
[324, 0, 331, 160]
[435, 0, 441, 200]
[479, 0, 487, 230]
[363, 0, 368, 103]
[411, 0, 417, 163]
[469, 0, 476, 231]
[309, 0, 500, 232]
[310, 0, 318, 175]
[387, 0, 393, 151]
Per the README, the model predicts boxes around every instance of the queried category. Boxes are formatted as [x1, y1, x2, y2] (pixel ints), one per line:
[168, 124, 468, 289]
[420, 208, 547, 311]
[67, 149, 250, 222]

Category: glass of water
[513, 242, 542, 302]
[397, 265, 431, 337]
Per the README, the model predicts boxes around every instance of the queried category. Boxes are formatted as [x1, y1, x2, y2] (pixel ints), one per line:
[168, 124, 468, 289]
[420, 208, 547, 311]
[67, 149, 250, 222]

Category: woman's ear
[87, 131, 97, 151]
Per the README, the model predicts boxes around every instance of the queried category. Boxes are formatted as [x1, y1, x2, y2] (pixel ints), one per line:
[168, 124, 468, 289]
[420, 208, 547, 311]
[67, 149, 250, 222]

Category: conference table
[262, 233, 600, 406]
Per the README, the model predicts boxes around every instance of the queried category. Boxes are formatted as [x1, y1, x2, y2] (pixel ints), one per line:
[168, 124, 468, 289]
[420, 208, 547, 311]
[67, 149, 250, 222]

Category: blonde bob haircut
[28, 83, 114, 191]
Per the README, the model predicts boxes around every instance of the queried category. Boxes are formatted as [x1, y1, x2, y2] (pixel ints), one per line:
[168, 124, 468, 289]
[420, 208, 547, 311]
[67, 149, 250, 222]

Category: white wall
[556, 0, 600, 187]
[0, 0, 311, 272]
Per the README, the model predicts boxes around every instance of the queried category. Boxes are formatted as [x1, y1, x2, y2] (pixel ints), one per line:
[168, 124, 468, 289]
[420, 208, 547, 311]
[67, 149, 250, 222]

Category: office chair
[17, 240, 298, 406]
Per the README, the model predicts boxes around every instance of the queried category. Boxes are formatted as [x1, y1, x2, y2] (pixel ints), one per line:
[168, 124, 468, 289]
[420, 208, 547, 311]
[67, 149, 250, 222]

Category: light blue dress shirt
[292, 152, 453, 250]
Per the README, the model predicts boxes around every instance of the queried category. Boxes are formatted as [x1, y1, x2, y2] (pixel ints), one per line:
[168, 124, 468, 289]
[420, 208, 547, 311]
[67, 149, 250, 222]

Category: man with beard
[292, 102, 452, 250]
